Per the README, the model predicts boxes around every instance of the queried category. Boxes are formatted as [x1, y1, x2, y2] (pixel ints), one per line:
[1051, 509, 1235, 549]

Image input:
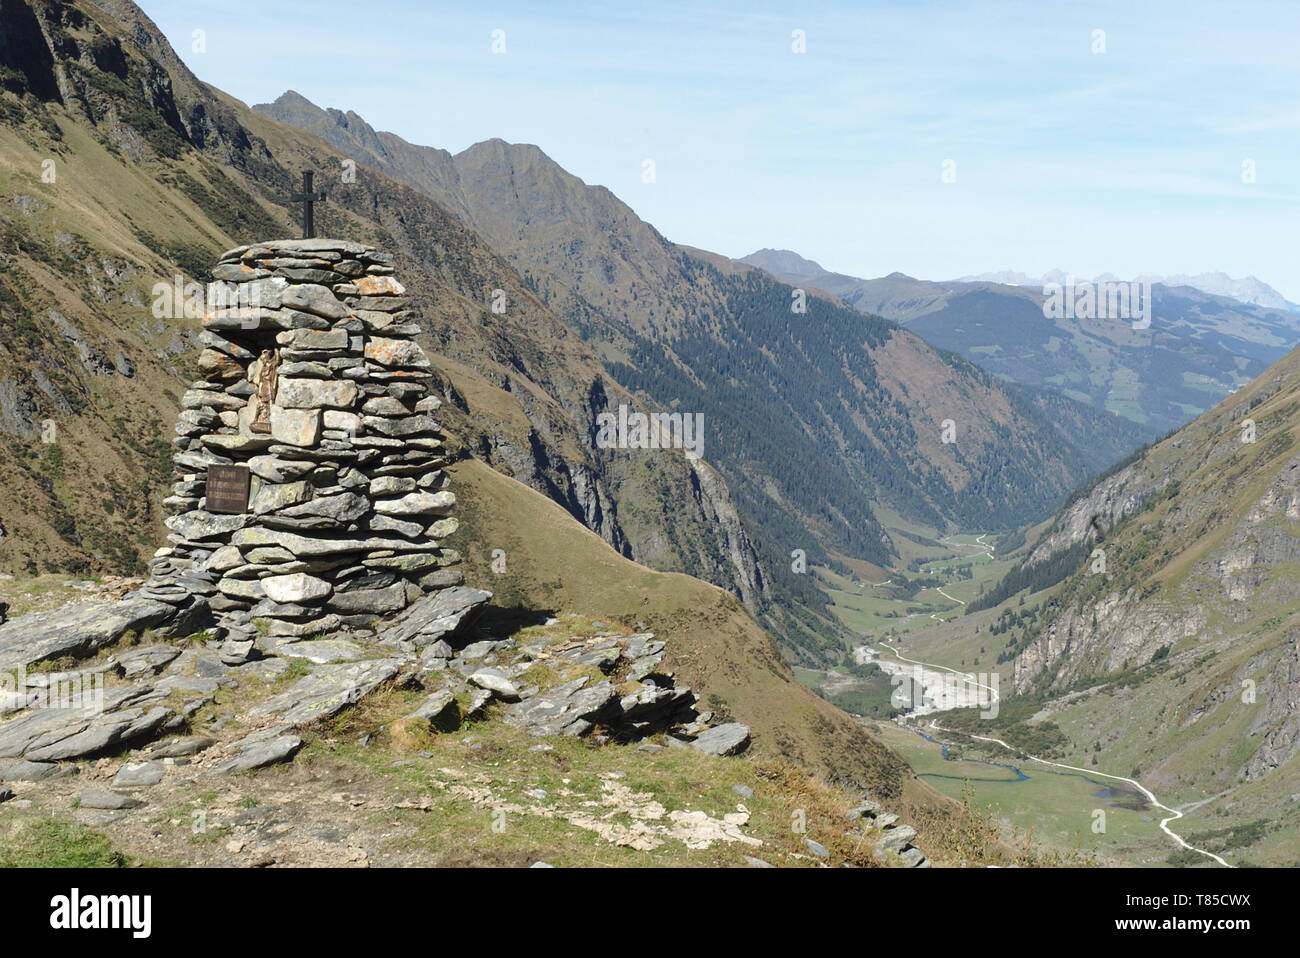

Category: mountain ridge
[739, 249, 1300, 434]
[954, 267, 1300, 314]
[255, 91, 1155, 662]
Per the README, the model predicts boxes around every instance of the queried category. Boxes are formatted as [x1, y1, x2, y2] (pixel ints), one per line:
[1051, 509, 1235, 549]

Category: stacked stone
[141, 239, 462, 659]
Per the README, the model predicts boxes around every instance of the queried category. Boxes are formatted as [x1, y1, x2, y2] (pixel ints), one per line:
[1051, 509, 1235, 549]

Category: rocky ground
[0, 592, 930, 867]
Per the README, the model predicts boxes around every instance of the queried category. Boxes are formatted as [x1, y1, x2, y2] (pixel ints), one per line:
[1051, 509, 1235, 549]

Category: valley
[799, 496, 1300, 866]
[0, 0, 1296, 881]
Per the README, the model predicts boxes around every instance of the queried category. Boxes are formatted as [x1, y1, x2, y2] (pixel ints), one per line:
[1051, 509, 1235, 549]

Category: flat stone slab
[146, 735, 218, 759]
[627, 653, 667, 682]
[233, 658, 291, 682]
[215, 727, 303, 774]
[78, 787, 143, 810]
[0, 759, 66, 782]
[877, 825, 918, 852]
[468, 669, 520, 702]
[112, 760, 165, 787]
[249, 659, 403, 725]
[273, 639, 370, 664]
[689, 722, 751, 757]
[458, 639, 509, 661]
[375, 586, 492, 647]
[465, 688, 493, 719]
[116, 644, 182, 678]
[898, 847, 928, 867]
[846, 801, 880, 821]
[229, 528, 434, 557]
[0, 683, 173, 761]
[620, 683, 694, 723]
[407, 689, 458, 728]
[503, 677, 619, 738]
[154, 674, 222, 695]
[0, 599, 176, 670]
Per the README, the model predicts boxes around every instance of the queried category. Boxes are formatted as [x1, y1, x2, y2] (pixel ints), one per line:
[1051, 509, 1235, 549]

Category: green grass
[811, 530, 1019, 657]
[287, 684, 917, 868]
[872, 721, 1159, 864]
[0, 818, 129, 867]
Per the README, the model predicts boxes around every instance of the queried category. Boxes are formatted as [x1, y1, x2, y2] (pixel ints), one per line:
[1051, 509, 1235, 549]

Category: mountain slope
[255, 93, 1142, 662]
[0, 0, 767, 618]
[0, 452, 985, 869]
[450, 456, 926, 798]
[945, 344, 1300, 864]
[741, 252, 1300, 434]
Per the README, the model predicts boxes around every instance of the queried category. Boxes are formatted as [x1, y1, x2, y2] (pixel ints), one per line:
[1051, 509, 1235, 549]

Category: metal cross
[290, 171, 327, 239]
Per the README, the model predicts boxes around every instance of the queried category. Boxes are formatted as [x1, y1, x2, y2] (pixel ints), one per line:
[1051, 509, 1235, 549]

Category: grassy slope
[0, 114, 217, 573]
[448, 457, 944, 807]
[0, 610, 933, 869]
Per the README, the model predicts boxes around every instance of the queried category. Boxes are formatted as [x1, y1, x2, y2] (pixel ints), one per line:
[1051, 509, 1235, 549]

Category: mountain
[742, 251, 1300, 434]
[951, 269, 1044, 287]
[1143, 272, 1300, 313]
[737, 248, 830, 286]
[0, 0, 766, 623]
[937, 343, 1300, 864]
[256, 93, 1152, 661]
[959, 268, 1300, 314]
[0, 0, 1022, 851]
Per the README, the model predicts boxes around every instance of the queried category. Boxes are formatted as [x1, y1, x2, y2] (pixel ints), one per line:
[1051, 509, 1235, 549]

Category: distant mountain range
[956, 269, 1300, 314]
[257, 93, 1157, 660]
[740, 249, 1300, 434]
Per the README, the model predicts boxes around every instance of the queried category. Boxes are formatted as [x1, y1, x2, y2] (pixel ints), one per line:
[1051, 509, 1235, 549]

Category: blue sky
[142, 0, 1300, 299]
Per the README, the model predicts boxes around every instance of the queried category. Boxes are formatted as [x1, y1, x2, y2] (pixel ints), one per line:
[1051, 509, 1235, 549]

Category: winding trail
[927, 721, 1232, 869]
[938, 533, 994, 558]
[935, 587, 965, 606]
[922, 535, 992, 611]
[880, 639, 987, 688]
[875, 640, 1231, 868]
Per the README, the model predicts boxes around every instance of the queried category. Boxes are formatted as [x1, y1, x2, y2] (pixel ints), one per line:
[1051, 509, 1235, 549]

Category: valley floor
[802, 528, 1290, 867]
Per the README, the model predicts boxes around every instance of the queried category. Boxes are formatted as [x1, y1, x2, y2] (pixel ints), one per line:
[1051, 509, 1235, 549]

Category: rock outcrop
[1023, 463, 1168, 569]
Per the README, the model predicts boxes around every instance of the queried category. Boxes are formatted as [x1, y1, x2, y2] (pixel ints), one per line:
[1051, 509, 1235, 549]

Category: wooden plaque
[206, 464, 251, 515]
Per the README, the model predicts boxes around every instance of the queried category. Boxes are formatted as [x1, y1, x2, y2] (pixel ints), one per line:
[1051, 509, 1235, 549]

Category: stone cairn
[139, 238, 465, 661]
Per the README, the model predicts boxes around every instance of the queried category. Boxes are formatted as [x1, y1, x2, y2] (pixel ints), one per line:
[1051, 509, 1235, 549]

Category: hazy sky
[141, 0, 1300, 299]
